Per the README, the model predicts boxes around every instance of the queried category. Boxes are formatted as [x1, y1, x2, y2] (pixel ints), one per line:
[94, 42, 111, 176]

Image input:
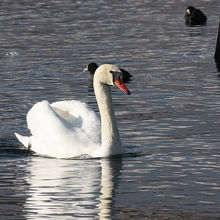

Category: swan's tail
[15, 133, 31, 149]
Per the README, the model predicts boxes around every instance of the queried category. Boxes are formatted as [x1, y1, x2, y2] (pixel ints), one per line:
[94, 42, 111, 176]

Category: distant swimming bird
[84, 62, 133, 87]
[185, 6, 207, 25]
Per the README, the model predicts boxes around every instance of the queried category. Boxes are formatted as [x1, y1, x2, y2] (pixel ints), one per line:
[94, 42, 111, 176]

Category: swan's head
[94, 64, 130, 95]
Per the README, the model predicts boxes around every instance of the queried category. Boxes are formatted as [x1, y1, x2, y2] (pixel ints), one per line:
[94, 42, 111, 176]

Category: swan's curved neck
[94, 80, 122, 156]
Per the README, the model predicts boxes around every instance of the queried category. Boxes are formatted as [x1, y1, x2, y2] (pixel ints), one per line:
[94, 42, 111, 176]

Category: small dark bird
[83, 62, 133, 87]
[185, 6, 207, 26]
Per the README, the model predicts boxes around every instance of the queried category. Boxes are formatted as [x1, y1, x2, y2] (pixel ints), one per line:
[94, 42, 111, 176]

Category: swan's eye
[109, 70, 119, 76]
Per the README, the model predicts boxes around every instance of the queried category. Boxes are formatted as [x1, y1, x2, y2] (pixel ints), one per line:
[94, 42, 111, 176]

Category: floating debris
[5, 50, 18, 58]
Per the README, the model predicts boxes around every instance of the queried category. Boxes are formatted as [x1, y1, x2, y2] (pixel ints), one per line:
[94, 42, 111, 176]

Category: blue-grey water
[0, 0, 220, 219]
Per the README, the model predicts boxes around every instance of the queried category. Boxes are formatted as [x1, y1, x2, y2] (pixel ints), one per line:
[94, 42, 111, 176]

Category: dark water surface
[0, 0, 220, 219]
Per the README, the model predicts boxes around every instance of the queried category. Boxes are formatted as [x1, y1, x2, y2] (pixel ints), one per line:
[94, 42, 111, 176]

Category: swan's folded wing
[16, 100, 101, 158]
[27, 101, 76, 145]
[51, 100, 101, 144]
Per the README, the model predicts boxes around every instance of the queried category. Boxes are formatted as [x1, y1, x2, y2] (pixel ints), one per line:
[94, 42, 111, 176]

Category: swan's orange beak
[114, 78, 130, 95]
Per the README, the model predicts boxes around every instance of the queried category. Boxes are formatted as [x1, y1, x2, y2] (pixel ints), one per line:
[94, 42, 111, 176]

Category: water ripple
[0, 0, 220, 219]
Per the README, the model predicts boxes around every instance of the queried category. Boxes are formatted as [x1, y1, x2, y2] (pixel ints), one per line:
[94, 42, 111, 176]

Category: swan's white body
[15, 64, 130, 158]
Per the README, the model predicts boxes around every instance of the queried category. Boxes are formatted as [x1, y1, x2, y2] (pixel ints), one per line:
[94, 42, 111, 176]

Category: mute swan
[84, 62, 133, 87]
[15, 64, 130, 158]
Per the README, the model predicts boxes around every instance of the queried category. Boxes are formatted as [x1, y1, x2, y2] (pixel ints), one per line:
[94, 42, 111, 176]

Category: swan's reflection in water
[24, 156, 122, 219]
[98, 158, 122, 219]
